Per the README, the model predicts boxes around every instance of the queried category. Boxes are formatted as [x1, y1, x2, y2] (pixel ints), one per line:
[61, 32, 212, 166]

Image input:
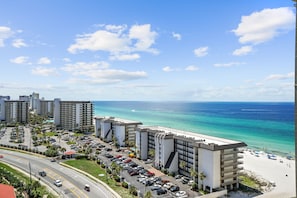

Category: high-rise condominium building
[0, 100, 29, 124]
[135, 126, 247, 192]
[54, 99, 93, 132]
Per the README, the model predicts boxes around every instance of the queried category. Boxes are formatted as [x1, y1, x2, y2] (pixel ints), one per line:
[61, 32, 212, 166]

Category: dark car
[156, 188, 167, 195]
[104, 153, 113, 158]
[150, 185, 161, 191]
[170, 185, 180, 192]
[129, 170, 139, 176]
[38, 171, 46, 177]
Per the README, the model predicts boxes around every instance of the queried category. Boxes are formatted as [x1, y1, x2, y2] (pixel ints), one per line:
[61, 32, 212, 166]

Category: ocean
[93, 101, 294, 157]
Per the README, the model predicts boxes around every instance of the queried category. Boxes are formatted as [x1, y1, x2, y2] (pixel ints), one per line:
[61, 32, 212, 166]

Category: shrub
[122, 182, 128, 188]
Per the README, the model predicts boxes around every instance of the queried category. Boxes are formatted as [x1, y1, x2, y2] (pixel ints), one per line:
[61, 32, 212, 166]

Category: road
[0, 149, 116, 198]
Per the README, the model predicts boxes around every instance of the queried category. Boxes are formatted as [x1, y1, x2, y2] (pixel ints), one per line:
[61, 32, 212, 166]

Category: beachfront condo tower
[135, 126, 247, 192]
[54, 98, 93, 132]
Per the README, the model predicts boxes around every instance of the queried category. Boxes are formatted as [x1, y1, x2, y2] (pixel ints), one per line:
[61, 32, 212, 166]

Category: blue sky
[0, 0, 295, 101]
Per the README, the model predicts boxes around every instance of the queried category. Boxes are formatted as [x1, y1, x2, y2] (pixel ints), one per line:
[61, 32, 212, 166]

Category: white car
[54, 179, 62, 187]
[176, 191, 187, 197]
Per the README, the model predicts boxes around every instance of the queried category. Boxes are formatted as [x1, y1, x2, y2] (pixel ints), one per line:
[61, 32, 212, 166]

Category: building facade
[135, 126, 246, 192]
[94, 116, 142, 147]
[53, 99, 93, 132]
[0, 100, 29, 124]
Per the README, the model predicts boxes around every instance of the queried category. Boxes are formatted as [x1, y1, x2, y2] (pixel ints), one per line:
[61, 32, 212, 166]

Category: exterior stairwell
[165, 152, 175, 169]
[104, 129, 112, 139]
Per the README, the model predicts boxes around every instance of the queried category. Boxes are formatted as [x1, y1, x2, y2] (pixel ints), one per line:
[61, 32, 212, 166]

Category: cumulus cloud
[162, 66, 175, 72]
[0, 26, 13, 47]
[213, 62, 246, 67]
[194, 46, 208, 57]
[233, 45, 253, 56]
[37, 57, 51, 64]
[68, 24, 158, 60]
[62, 61, 147, 84]
[129, 24, 158, 53]
[109, 53, 140, 61]
[12, 39, 27, 48]
[10, 56, 29, 64]
[232, 7, 295, 45]
[265, 72, 294, 81]
[32, 67, 58, 76]
[172, 32, 181, 40]
[185, 65, 199, 71]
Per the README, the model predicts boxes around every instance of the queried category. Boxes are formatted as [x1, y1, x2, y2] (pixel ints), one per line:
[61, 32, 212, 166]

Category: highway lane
[0, 149, 116, 198]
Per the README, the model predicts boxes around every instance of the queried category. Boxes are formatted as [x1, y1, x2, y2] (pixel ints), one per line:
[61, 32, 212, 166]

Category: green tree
[129, 185, 137, 196]
[144, 190, 152, 198]
[148, 149, 155, 159]
[199, 172, 206, 190]
[179, 160, 186, 170]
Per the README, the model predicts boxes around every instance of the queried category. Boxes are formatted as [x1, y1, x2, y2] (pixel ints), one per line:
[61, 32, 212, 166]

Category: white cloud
[172, 32, 181, 40]
[0, 26, 13, 47]
[38, 57, 51, 64]
[62, 61, 146, 84]
[213, 62, 245, 67]
[109, 53, 140, 61]
[63, 58, 71, 62]
[62, 61, 109, 73]
[233, 45, 253, 56]
[10, 56, 29, 64]
[68, 24, 158, 59]
[12, 39, 27, 48]
[32, 67, 58, 76]
[232, 7, 295, 45]
[163, 66, 174, 72]
[185, 65, 199, 71]
[265, 72, 294, 81]
[194, 46, 208, 57]
[129, 24, 158, 53]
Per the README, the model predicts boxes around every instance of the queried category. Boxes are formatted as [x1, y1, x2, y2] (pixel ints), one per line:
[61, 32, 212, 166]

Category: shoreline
[242, 149, 295, 198]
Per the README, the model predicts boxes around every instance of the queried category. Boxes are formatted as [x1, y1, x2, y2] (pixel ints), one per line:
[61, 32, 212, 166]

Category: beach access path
[242, 150, 295, 198]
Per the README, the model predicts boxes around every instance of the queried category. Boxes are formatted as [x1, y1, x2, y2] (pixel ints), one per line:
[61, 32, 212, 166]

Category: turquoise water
[93, 101, 294, 157]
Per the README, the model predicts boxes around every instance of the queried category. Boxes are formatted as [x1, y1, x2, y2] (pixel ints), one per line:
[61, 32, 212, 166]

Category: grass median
[64, 159, 134, 198]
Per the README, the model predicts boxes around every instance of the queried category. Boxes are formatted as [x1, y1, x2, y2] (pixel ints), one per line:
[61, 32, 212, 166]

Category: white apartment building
[135, 126, 247, 192]
[54, 99, 93, 132]
[0, 100, 29, 124]
[37, 100, 54, 118]
[94, 116, 142, 147]
[30, 92, 40, 110]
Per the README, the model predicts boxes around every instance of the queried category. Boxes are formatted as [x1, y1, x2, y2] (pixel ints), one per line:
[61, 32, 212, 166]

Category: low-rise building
[135, 126, 247, 192]
[94, 116, 142, 147]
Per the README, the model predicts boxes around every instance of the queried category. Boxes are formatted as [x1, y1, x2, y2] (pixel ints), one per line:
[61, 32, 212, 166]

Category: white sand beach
[242, 150, 295, 198]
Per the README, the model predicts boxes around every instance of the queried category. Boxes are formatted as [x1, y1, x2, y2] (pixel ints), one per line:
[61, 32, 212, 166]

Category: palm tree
[148, 149, 155, 159]
[199, 172, 206, 190]
[144, 190, 152, 198]
[179, 160, 186, 171]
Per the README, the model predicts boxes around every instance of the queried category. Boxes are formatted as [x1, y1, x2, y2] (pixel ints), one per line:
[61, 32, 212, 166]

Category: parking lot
[0, 126, 200, 197]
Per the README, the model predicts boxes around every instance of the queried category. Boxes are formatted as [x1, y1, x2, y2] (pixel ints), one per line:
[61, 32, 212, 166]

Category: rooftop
[94, 116, 142, 125]
[138, 125, 246, 147]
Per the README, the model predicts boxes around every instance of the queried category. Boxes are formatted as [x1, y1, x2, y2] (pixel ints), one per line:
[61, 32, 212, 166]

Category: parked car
[124, 158, 132, 163]
[170, 185, 180, 192]
[176, 191, 187, 197]
[129, 170, 139, 176]
[156, 188, 167, 195]
[150, 185, 161, 191]
[54, 179, 62, 187]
